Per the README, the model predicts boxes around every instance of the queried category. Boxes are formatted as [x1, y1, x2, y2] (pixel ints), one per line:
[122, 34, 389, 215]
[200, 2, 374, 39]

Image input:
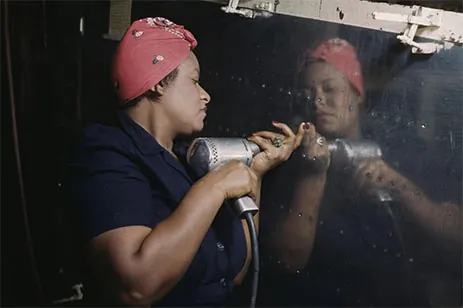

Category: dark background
[2, 0, 462, 306]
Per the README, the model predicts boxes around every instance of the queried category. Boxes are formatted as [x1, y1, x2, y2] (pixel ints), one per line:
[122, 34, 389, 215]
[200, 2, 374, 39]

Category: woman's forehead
[179, 52, 200, 73]
[303, 62, 348, 84]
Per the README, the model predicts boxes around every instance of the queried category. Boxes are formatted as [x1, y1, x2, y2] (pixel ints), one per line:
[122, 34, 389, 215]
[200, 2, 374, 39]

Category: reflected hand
[352, 159, 403, 196]
[247, 121, 305, 178]
[300, 123, 331, 173]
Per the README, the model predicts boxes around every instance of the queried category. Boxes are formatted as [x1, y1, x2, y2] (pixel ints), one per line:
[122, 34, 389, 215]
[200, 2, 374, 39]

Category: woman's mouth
[316, 112, 333, 120]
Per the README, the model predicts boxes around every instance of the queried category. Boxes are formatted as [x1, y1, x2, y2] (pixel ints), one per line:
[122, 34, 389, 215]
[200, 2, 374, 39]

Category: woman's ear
[151, 84, 165, 96]
[355, 93, 363, 106]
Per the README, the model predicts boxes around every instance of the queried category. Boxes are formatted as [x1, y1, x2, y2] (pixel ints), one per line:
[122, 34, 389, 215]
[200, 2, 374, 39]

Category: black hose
[244, 212, 259, 308]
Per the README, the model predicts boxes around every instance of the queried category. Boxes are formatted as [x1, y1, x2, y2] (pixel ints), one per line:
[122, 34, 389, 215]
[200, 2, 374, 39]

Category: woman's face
[161, 52, 211, 135]
[300, 61, 362, 137]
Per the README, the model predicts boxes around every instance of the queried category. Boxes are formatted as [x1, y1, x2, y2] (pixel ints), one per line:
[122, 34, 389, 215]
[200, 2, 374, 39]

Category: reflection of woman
[262, 38, 461, 306]
[68, 17, 305, 306]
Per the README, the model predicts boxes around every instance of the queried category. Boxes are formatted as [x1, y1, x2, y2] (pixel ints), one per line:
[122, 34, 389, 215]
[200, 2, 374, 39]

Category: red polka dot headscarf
[111, 17, 198, 102]
[298, 38, 364, 97]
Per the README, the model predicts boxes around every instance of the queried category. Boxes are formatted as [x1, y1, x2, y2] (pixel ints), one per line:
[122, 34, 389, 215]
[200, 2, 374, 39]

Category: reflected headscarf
[298, 38, 364, 97]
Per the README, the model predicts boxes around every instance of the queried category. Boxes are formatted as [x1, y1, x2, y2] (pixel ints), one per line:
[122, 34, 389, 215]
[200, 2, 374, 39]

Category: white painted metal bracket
[52, 283, 84, 304]
[221, 0, 275, 18]
[233, 0, 463, 50]
[373, 6, 444, 54]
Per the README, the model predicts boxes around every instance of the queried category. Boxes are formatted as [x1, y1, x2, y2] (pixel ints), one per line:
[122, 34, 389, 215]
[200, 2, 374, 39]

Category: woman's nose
[200, 85, 211, 104]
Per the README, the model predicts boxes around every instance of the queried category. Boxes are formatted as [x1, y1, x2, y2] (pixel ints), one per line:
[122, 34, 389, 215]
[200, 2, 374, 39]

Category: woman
[67, 17, 306, 306]
[262, 38, 461, 306]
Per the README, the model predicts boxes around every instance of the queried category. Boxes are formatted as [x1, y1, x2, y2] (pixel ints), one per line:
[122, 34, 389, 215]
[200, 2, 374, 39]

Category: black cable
[384, 202, 413, 305]
[244, 212, 259, 308]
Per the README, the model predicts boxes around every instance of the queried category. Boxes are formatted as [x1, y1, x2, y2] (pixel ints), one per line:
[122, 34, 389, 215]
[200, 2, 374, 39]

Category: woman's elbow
[118, 289, 152, 306]
[270, 246, 313, 274]
[117, 276, 176, 306]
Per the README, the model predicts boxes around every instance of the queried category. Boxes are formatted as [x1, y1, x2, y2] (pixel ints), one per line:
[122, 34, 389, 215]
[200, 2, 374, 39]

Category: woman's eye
[323, 87, 335, 93]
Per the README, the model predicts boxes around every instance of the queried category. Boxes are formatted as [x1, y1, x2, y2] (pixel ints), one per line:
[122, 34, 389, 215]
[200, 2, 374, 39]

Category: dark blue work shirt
[67, 111, 247, 306]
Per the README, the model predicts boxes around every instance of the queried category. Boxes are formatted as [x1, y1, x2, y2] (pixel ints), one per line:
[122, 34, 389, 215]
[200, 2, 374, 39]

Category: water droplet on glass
[336, 288, 340, 293]
[287, 91, 292, 96]
[409, 258, 414, 263]
[262, 84, 266, 88]
[421, 123, 428, 129]
[372, 244, 377, 248]
[384, 248, 389, 253]
[226, 128, 230, 132]
[230, 75, 235, 80]
[296, 269, 301, 274]
[320, 220, 324, 225]
[238, 77, 242, 82]
[277, 260, 281, 264]
[339, 230, 344, 235]
[413, 190, 422, 196]
[288, 208, 293, 214]
[280, 204, 284, 210]
[396, 252, 402, 258]
[388, 232, 393, 238]
[279, 88, 283, 92]
[298, 213, 303, 217]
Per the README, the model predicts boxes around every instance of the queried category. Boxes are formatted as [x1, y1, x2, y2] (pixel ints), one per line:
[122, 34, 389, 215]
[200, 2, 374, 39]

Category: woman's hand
[300, 123, 331, 173]
[247, 121, 306, 178]
[205, 160, 259, 201]
[352, 159, 404, 195]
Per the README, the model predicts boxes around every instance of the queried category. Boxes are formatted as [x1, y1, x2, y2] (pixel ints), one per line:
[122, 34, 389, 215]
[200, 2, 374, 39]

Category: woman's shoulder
[77, 116, 133, 153]
[69, 116, 139, 168]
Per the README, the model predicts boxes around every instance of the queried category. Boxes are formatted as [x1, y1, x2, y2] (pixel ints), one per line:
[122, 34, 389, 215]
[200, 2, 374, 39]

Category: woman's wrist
[192, 176, 226, 206]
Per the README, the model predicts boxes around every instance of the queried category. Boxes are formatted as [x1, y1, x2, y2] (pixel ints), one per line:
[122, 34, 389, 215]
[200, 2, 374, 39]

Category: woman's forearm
[117, 177, 226, 305]
[263, 172, 326, 273]
[393, 179, 461, 247]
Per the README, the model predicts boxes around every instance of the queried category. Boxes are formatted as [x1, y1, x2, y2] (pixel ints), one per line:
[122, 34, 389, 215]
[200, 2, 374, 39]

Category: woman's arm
[353, 159, 461, 248]
[85, 160, 257, 306]
[240, 122, 327, 276]
[262, 172, 327, 273]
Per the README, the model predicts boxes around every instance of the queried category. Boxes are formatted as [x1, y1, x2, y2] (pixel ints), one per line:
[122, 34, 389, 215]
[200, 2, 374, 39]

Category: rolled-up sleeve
[69, 148, 168, 240]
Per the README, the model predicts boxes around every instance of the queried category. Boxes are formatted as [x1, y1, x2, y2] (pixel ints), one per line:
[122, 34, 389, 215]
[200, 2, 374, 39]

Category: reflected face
[300, 61, 361, 137]
[162, 52, 211, 135]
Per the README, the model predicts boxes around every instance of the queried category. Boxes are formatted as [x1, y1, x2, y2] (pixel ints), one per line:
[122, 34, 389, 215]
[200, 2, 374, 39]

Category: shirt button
[220, 277, 227, 287]
[216, 241, 225, 251]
